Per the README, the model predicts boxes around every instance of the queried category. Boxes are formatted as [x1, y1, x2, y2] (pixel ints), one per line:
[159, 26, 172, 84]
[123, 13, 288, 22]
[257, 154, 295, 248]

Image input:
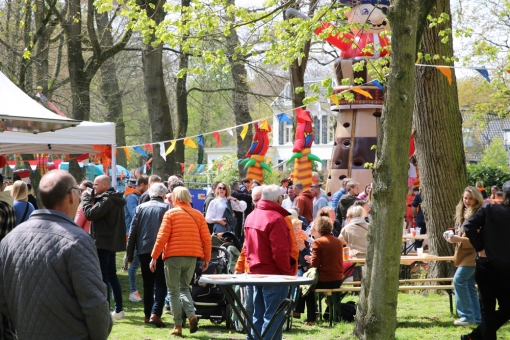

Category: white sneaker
[111, 310, 125, 321]
[454, 319, 471, 326]
[129, 291, 142, 302]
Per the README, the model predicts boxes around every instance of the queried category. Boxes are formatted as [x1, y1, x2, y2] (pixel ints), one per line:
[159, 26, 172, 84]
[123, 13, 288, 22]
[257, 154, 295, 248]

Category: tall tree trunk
[97, 12, 127, 167]
[225, 0, 253, 177]
[34, 0, 50, 91]
[64, 0, 89, 120]
[413, 0, 463, 278]
[354, 1, 431, 338]
[141, 0, 178, 176]
[19, 0, 33, 92]
[173, 0, 191, 177]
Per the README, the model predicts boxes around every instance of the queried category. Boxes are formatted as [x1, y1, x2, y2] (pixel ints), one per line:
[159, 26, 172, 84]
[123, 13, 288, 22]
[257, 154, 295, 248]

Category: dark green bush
[466, 164, 510, 189]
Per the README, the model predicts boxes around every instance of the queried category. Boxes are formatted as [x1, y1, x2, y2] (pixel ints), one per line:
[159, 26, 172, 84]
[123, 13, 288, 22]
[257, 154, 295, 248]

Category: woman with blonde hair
[150, 186, 212, 336]
[12, 180, 35, 226]
[205, 182, 246, 234]
[445, 186, 483, 326]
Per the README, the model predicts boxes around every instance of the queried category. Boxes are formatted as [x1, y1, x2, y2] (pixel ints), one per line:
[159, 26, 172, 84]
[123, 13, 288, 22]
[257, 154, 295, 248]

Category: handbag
[301, 267, 319, 297]
[213, 200, 237, 234]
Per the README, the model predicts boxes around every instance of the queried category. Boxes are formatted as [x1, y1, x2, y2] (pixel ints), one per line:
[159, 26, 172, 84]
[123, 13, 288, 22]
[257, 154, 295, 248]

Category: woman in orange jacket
[150, 187, 212, 336]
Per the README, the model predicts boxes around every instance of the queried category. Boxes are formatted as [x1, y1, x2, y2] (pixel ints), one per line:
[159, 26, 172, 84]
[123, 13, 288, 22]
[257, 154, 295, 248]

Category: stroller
[188, 233, 242, 329]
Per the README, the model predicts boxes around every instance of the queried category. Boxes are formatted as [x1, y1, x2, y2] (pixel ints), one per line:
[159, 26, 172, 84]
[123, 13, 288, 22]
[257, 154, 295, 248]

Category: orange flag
[183, 138, 197, 149]
[186, 164, 194, 174]
[352, 87, 373, 99]
[436, 66, 452, 85]
[122, 147, 131, 162]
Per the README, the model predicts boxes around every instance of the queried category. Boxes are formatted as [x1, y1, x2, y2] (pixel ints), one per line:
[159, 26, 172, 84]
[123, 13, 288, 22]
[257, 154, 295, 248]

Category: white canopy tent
[0, 71, 118, 186]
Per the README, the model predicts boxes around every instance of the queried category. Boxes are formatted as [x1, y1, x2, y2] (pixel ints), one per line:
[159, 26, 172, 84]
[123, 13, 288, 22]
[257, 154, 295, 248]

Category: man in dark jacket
[0, 170, 112, 340]
[127, 183, 171, 327]
[462, 181, 510, 340]
[230, 181, 253, 243]
[294, 182, 314, 224]
[82, 174, 127, 321]
[244, 184, 293, 340]
[336, 180, 359, 225]
[139, 175, 162, 204]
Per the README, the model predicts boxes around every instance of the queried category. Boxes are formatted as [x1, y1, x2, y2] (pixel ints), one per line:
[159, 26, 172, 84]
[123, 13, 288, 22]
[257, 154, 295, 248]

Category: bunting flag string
[144, 144, 153, 153]
[371, 79, 384, 91]
[212, 132, 221, 146]
[184, 138, 197, 149]
[159, 142, 166, 161]
[133, 146, 149, 158]
[166, 141, 176, 155]
[226, 128, 234, 137]
[197, 135, 204, 147]
[436, 66, 452, 85]
[475, 68, 491, 82]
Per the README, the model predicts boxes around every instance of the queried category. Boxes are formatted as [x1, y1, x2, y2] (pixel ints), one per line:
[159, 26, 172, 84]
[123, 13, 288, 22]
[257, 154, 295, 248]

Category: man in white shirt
[281, 185, 297, 209]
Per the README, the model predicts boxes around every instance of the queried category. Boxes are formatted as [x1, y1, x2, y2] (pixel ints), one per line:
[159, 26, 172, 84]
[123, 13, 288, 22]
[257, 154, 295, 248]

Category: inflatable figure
[319, 0, 390, 196]
[286, 108, 322, 190]
[241, 121, 272, 183]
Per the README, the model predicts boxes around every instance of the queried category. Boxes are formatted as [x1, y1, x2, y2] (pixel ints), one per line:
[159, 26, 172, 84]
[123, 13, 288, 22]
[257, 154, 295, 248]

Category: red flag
[76, 153, 89, 162]
[294, 108, 313, 122]
[52, 159, 62, 169]
[218, 163, 223, 172]
[180, 163, 185, 173]
[144, 143, 153, 153]
[213, 132, 221, 146]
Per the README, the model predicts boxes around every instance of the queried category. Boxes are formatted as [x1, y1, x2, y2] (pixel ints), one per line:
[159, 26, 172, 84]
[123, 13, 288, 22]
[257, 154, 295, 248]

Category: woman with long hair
[205, 182, 246, 234]
[12, 180, 35, 226]
[75, 180, 93, 233]
[445, 186, 483, 326]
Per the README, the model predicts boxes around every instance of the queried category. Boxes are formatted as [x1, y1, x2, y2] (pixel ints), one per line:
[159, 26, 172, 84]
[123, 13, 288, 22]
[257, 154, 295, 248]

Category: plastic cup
[416, 227, 421, 235]
[343, 247, 350, 261]
[411, 228, 416, 237]
[417, 247, 424, 257]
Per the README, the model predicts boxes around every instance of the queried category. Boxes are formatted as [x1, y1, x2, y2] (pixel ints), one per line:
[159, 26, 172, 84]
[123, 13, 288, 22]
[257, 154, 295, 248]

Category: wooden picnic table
[402, 234, 428, 254]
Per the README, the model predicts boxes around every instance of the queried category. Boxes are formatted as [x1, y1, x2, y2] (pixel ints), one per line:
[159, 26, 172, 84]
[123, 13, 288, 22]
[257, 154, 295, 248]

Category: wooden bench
[315, 278, 454, 326]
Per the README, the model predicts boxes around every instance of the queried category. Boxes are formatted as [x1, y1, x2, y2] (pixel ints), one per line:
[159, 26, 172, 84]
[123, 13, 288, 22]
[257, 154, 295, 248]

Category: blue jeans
[244, 286, 254, 340]
[97, 249, 123, 313]
[129, 249, 140, 293]
[252, 285, 289, 340]
[454, 266, 481, 323]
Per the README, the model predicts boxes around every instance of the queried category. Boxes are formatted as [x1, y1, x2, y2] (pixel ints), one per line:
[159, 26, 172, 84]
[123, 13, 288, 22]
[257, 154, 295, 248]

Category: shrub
[466, 164, 510, 189]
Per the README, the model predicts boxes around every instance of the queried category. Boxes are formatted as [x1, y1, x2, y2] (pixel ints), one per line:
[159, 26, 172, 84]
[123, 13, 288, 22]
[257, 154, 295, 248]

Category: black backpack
[340, 301, 357, 322]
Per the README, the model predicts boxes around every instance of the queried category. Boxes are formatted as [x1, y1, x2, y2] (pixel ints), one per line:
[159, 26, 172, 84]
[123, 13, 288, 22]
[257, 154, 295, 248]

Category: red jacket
[295, 191, 314, 223]
[244, 200, 295, 275]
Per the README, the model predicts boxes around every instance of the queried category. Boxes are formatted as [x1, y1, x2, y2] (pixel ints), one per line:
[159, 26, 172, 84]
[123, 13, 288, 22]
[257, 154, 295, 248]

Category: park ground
[110, 256, 510, 340]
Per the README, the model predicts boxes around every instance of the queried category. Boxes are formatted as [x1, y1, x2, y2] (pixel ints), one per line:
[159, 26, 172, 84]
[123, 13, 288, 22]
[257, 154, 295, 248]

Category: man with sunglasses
[0, 170, 112, 339]
[82, 175, 127, 321]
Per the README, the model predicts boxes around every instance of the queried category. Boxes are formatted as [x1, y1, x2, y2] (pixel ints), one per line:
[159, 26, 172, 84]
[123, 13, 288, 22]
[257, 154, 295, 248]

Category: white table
[199, 274, 313, 340]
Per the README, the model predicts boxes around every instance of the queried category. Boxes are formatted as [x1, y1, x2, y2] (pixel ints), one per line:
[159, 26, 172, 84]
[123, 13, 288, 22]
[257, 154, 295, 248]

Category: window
[314, 117, 320, 144]
[279, 121, 284, 145]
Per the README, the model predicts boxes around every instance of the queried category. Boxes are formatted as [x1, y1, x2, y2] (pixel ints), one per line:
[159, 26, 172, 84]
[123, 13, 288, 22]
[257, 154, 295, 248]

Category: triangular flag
[146, 161, 151, 171]
[52, 159, 62, 169]
[475, 68, 490, 82]
[184, 138, 197, 149]
[76, 153, 89, 162]
[309, 102, 321, 117]
[82, 159, 89, 166]
[143, 164, 147, 174]
[122, 147, 131, 162]
[372, 79, 384, 90]
[329, 95, 339, 106]
[218, 163, 223, 172]
[196, 164, 205, 173]
[436, 66, 452, 85]
[180, 163, 185, 173]
[159, 142, 166, 161]
[28, 160, 38, 172]
[166, 141, 176, 155]
[144, 143, 153, 153]
[277, 113, 293, 124]
[133, 146, 149, 158]
[227, 128, 233, 137]
[259, 119, 269, 131]
[352, 87, 373, 99]
[197, 135, 204, 147]
[240, 125, 249, 140]
[207, 163, 214, 170]
[295, 108, 313, 122]
[186, 164, 194, 174]
[7, 161, 16, 170]
[213, 132, 221, 146]
[233, 159, 242, 166]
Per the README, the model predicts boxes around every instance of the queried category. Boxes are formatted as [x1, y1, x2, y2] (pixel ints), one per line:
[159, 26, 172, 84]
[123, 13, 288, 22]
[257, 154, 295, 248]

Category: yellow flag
[352, 87, 373, 99]
[330, 94, 339, 106]
[259, 119, 269, 131]
[165, 141, 176, 155]
[240, 125, 249, 140]
[122, 147, 131, 162]
[183, 138, 197, 149]
[436, 66, 452, 85]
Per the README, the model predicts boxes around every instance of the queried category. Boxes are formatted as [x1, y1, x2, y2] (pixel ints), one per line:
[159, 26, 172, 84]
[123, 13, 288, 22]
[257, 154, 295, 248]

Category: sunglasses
[217, 187, 226, 190]
[68, 187, 82, 195]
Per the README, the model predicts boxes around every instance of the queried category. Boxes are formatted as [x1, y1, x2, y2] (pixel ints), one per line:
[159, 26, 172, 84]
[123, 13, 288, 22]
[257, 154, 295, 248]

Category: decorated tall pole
[286, 108, 321, 190]
[241, 120, 272, 183]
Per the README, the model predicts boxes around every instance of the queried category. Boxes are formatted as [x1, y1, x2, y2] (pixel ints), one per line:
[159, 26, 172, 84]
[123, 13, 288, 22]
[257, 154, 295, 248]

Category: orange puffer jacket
[151, 201, 212, 262]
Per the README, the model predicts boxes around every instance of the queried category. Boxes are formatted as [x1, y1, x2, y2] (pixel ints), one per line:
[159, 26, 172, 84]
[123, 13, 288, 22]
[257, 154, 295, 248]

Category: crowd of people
[1, 167, 510, 340]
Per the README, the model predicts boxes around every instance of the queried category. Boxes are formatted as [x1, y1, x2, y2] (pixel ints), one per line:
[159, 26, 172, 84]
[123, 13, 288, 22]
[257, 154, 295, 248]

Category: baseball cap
[502, 181, 510, 193]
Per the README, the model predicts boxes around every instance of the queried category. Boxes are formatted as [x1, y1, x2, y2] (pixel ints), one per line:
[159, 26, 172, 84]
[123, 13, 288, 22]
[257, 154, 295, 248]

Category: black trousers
[295, 280, 342, 322]
[469, 258, 510, 340]
[139, 253, 167, 318]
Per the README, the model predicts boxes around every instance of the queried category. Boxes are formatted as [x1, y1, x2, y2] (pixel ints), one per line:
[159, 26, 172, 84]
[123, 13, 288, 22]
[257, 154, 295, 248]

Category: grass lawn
[110, 256, 510, 340]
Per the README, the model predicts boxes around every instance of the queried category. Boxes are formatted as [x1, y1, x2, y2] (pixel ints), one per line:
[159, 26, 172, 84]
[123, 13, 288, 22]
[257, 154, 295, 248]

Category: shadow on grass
[397, 319, 460, 329]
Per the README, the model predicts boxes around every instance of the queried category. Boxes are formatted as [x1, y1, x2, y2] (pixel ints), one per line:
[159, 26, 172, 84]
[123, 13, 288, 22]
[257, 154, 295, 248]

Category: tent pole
[112, 144, 117, 189]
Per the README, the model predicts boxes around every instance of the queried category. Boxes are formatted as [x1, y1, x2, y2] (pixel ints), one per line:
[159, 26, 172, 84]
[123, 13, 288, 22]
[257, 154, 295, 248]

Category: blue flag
[133, 146, 149, 158]
[372, 79, 384, 91]
[196, 164, 205, 173]
[198, 135, 204, 147]
[277, 113, 293, 124]
[475, 68, 490, 83]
